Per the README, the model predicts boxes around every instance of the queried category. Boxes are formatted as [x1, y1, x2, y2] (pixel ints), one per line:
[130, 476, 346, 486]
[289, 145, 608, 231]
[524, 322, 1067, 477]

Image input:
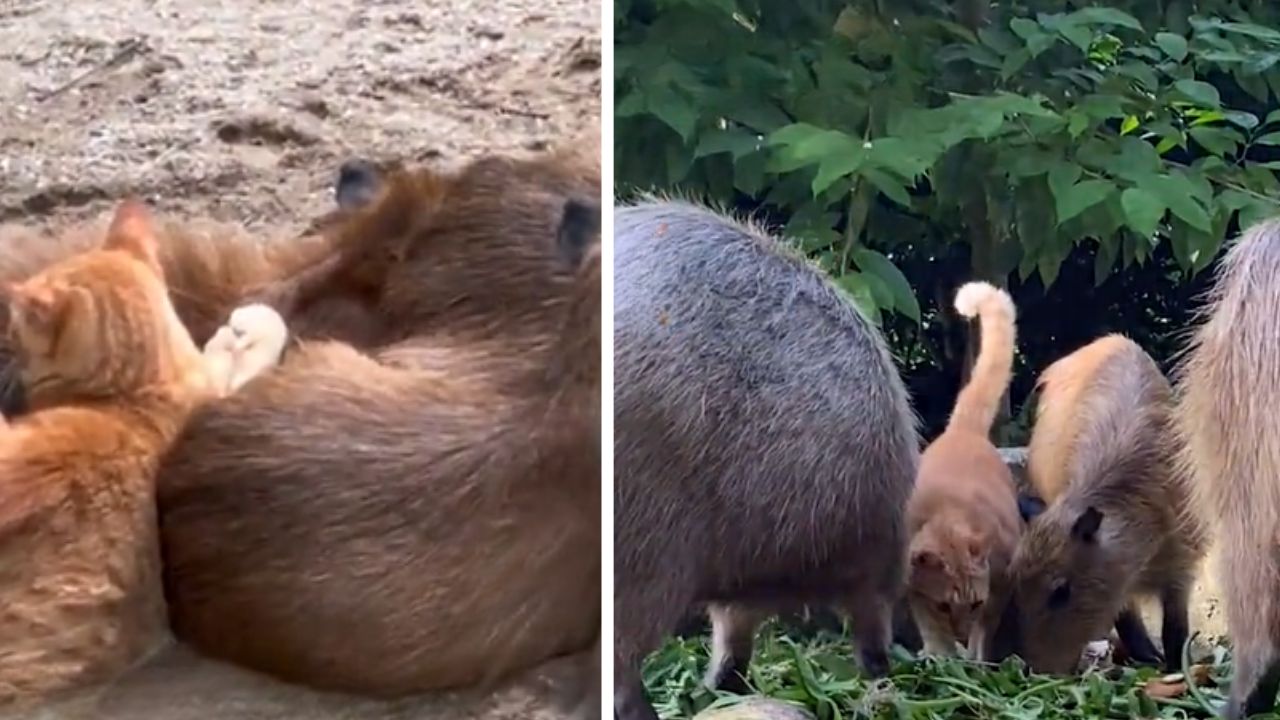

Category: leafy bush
[616, 0, 1280, 436]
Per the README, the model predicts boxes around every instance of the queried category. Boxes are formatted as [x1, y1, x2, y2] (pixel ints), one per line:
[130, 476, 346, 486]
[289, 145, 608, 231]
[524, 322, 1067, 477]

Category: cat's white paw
[203, 303, 289, 395]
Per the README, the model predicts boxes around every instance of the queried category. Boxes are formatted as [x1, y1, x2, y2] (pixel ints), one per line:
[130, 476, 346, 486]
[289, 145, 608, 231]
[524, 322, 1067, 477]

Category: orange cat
[0, 200, 285, 705]
[905, 281, 1023, 661]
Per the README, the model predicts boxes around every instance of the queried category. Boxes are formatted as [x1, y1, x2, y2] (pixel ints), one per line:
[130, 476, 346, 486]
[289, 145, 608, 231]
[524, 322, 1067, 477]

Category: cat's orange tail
[948, 281, 1017, 436]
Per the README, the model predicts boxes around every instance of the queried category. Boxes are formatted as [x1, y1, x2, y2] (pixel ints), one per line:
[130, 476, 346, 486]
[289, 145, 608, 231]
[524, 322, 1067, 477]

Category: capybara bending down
[612, 200, 919, 720]
[1177, 217, 1280, 719]
[906, 282, 1022, 661]
[1009, 334, 1204, 674]
[155, 142, 601, 700]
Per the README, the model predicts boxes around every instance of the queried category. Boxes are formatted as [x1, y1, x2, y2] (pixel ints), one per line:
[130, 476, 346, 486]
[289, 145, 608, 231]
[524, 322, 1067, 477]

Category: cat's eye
[1047, 581, 1071, 610]
[935, 601, 950, 614]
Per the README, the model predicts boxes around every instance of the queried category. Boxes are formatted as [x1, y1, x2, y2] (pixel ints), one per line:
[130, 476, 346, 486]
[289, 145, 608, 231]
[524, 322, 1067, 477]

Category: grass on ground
[643, 623, 1247, 719]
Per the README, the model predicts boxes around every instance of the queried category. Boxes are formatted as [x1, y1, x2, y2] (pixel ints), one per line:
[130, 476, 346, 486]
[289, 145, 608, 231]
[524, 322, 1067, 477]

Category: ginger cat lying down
[0, 200, 286, 707]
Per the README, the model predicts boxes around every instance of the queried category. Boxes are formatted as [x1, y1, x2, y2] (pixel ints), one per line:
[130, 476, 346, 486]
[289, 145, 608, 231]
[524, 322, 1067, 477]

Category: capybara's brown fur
[155, 140, 601, 697]
[906, 282, 1022, 661]
[1176, 218, 1280, 719]
[1009, 335, 1204, 675]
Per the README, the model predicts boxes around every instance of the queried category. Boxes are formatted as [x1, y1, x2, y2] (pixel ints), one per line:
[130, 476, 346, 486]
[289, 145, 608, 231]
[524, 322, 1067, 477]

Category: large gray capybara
[612, 200, 919, 720]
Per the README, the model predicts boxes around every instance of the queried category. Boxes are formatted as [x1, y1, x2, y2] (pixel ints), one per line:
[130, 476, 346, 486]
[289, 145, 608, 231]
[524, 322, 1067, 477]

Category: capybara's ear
[334, 159, 384, 211]
[556, 197, 601, 269]
[1070, 506, 1103, 543]
[105, 198, 163, 277]
[1017, 493, 1047, 523]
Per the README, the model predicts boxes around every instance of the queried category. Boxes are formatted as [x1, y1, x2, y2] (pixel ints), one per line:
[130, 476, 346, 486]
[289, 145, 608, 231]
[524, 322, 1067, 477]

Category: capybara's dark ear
[1070, 506, 1103, 543]
[1017, 493, 1047, 523]
[556, 197, 601, 268]
[335, 159, 383, 211]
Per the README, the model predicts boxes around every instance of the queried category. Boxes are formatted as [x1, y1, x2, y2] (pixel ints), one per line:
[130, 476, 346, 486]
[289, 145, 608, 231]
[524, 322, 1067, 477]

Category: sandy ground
[0, 1, 599, 718]
[0, 0, 600, 232]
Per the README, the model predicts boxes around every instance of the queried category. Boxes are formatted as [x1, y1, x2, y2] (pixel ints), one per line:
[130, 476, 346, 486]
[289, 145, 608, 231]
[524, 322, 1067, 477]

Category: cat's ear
[105, 198, 163, 278]
[910, 548, 941, 570]
[1070, 506, 1103, 543]
[6, 281, 66, 334]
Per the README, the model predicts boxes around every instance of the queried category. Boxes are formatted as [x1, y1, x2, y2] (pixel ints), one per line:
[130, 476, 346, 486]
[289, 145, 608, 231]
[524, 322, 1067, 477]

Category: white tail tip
[953, 281, 1015, 320]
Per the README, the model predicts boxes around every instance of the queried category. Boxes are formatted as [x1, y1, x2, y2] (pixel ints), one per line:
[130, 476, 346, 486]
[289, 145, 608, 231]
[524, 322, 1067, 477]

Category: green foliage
[615, 0, 1280, 327]
[643, 623, 1233, 719]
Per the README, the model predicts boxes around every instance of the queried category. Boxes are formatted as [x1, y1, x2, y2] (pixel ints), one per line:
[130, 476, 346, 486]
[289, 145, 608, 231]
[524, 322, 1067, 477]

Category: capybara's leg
[1159, 584, 1191, 673]
[892, 598, 922, 653]
[614, 585, 681, 720]
[1225, 638, 1280, 720]
[613, 651, 659, 720]
[1115, 603, 1162, 666]
[845, 592, 893, 677]
[703, 604, 763, 694]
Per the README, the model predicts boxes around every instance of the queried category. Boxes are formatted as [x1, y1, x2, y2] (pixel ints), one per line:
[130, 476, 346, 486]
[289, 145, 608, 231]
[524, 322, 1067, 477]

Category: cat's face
[5, 200, 196, 405]
[908, 527, 991, 643]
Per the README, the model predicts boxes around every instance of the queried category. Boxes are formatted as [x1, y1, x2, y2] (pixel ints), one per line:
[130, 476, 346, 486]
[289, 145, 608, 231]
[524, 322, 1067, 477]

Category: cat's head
[4, 199, 201, 407]
[907, 524, 991, 644]
[1007, 502, 1122, 674]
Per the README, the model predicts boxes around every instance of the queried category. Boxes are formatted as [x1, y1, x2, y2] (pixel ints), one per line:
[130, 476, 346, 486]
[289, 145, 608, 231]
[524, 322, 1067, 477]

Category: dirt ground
[0, 0, 600, 232]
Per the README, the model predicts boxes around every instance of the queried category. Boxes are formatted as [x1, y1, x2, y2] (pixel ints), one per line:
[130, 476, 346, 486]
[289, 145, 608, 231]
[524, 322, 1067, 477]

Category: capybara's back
[1177, 217, 1280, 719]
[613, 200, 918, 719]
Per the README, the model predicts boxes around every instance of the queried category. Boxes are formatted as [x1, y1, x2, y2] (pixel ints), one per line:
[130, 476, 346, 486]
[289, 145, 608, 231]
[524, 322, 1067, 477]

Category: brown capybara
[1176, 217, 1280, 720]
[613, 200, 919, 720]
[1008, 334, 1204, 675]
[154, 140, 601, 698]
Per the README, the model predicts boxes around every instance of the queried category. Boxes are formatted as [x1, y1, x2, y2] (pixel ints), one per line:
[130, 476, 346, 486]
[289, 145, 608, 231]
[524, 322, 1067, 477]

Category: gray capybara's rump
[613, 199, 918, 720]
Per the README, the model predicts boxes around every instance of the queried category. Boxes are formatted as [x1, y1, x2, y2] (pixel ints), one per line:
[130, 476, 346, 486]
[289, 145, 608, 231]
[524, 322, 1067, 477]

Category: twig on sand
[38, 37, 145, 103]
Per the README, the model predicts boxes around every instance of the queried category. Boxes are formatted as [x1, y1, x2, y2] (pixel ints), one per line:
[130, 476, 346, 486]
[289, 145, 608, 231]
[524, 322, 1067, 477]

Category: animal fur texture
[1010, 334, 1204, 675]
[612, 199, 919, 720]
[155, 139, 601, 700]
[0, 215, 332, 416]
[0, 200, 281, 706]
[906, 281, 1022, 662]
[1175, 217, 1280, 719]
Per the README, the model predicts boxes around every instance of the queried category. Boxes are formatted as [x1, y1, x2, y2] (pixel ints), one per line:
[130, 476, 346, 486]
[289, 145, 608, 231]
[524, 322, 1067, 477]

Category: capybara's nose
[334, 159, 382, 211]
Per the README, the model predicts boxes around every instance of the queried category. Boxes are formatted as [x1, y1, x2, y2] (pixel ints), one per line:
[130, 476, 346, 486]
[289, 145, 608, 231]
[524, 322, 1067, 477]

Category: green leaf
[1188, 126, 1242, 156]
[1155, 32, 1188, 61]
[1054, 179, 1115, 225]
[863, 168, 912, 208]
[1094, 236, 1119, 286]
[1173, 79, 1222, 108]
[693, 128, 761, 159]
[1226, 111, 1260, 129]
[1048, 163, 1083, 200]
[647, 86, 699, 141]
[1120, 115, 1139, 135]
[1142, 173, 1212, 232]
[1070, 6, 1143, 31]
[811, 144, 867, 196]
[1255, 132, 1280, 145]
[1241, 199, 1280, 231]
[1265, 109, 1280, 126]
[833, 272, 881, 325]
[1059, 23, 1094, 52]
[851, 248, 921, 322]
[1120, 187, 1165, 238]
